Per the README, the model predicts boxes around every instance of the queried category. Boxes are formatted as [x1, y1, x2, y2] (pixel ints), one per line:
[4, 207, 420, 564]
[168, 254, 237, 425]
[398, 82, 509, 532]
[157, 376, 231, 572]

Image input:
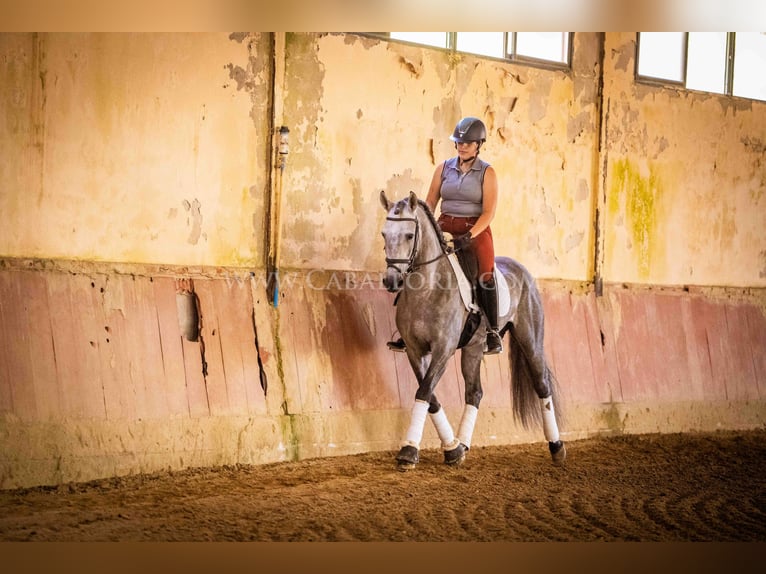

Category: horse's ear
[379, 190, 393, 211]
[408, 191, 418, 211]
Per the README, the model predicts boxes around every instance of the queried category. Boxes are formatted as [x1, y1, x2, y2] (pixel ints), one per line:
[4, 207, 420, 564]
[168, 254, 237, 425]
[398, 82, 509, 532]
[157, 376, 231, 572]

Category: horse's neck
[414, 212, 444, 263]
[411, 211, 455, 287]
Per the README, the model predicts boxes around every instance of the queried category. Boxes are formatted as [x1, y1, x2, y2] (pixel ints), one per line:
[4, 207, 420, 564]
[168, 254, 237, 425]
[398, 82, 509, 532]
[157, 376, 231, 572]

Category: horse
[380, 190, 566, 471]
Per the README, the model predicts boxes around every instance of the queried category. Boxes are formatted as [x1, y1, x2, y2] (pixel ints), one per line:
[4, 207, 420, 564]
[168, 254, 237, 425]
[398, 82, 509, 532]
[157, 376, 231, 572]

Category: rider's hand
[453, 233, 472, 251]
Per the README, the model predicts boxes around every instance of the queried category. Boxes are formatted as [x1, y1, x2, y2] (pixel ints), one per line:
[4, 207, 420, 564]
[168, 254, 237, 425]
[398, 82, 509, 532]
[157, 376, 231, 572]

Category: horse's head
[380, 190, 420, 293]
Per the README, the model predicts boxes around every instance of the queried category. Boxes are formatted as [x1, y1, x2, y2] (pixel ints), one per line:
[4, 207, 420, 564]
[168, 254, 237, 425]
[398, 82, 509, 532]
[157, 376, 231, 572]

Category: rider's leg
[477, 274, 503, 354]
[473, 228, 503, 355]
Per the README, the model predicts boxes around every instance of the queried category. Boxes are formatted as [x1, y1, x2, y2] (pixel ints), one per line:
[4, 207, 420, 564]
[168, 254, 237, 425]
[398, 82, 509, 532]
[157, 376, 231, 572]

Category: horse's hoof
[549, 440, 567, 465]
[396, 445, 419, 471]
[444, 443, 467, 466]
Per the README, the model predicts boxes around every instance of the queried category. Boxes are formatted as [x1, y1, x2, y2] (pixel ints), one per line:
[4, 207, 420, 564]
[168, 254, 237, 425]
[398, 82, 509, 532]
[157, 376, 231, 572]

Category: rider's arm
[425, 162, 445, 212]
[468, 165, 498, 238]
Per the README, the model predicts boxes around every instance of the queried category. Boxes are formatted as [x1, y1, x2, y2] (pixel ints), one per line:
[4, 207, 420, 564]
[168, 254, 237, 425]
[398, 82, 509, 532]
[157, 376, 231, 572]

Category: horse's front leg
[396, 350, 452, 471]
[427, 396, 460, 461]
[443, 341, 485, 466]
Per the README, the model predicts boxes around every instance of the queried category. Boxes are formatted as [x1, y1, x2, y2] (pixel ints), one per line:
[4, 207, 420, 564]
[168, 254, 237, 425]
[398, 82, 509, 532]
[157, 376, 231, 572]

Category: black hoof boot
[444, 443, 468, 466]
[549, 440, 567, 465]
[396, 445, 419, 471]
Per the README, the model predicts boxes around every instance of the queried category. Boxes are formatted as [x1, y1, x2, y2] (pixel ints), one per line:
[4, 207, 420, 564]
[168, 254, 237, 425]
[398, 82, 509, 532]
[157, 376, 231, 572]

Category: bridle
[384, 214, 451, 277]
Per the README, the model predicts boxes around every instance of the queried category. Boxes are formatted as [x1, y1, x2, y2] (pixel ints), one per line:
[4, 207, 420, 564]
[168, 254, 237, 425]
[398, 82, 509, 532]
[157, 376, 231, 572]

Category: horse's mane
[415, 199, 450, 251]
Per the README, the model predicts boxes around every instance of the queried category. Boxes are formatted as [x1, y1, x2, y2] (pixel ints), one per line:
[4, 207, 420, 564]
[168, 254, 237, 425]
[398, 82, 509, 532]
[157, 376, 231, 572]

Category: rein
[385, 214, 453, 275]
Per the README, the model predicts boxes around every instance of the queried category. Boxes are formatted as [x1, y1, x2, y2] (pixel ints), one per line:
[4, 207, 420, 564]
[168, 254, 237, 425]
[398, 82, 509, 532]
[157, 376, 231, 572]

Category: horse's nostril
[383, 272, 403, 292]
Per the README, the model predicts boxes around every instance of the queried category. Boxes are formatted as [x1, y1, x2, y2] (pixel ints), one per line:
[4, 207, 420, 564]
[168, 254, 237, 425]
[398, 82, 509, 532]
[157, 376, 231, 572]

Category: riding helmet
[449, 117, 487, 143]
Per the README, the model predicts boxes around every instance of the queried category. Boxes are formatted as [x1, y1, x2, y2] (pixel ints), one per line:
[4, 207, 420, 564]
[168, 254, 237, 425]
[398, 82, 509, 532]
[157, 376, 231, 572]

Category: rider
[387, 116, 504, 355]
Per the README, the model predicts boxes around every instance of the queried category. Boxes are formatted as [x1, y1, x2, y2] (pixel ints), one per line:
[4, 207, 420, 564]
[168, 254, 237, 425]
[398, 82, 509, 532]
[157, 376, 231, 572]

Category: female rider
[388, 116, 503, 355]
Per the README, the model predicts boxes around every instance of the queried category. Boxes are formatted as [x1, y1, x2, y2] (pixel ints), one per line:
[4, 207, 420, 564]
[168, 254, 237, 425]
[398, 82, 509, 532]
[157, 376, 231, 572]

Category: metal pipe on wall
[266, 33, 288, 307]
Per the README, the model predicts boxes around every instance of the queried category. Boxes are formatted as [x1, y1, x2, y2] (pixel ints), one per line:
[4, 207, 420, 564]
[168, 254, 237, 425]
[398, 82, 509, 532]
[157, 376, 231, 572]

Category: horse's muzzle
[383, 268, 404, 292]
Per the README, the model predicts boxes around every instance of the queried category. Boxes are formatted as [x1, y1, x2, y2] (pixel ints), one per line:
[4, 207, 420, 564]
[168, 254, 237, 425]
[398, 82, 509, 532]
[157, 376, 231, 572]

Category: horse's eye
[406, 233, 414, 240]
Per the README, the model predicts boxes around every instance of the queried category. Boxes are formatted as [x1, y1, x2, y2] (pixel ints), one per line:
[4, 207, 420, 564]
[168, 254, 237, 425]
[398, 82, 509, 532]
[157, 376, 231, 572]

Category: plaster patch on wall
[565, 231, 585, 252]
[183, 198, 203, 245]
[567, 109, 592, 143]
[611, 39, 633, 72]
[759, 250, 766, 279]
[433, 98, 460, 153]
[331, 177, 372, 265]
[526, 232, 559, 267]
[279, 33, 328, 258]
[225, 33, 271, 129]
[655, 136, 669, 157]
[715, 202, 737, 255]
[229, 33, 248, 44]
[576, 178, 589, 202]
[397, 55, 423, 78]
[384, 169, 425, 207]
[528, 75, 552, 124]
[540, 196, 557, 227]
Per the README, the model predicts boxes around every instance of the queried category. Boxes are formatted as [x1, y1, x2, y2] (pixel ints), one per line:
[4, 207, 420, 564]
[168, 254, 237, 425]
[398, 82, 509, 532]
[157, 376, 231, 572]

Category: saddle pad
[494, 266, 511, 318]
[447, 254, 511, 320]
[447, 253, 479, 312]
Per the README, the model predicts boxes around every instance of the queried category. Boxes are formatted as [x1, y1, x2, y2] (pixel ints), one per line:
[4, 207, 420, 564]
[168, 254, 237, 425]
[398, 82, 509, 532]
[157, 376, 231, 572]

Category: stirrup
[484, 330, 503, 355]
[387, 337, 406, 352]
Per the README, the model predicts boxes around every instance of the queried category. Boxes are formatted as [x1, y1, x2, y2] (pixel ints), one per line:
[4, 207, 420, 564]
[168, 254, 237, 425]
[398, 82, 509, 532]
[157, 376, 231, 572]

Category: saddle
[448, 240, 510, 348]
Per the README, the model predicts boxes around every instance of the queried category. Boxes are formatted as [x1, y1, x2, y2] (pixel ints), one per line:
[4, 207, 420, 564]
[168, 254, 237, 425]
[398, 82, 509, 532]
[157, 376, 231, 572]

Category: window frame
[378, 32, 573, 71]
[635, 32, 765, 103]
[635, 32, 689, 87]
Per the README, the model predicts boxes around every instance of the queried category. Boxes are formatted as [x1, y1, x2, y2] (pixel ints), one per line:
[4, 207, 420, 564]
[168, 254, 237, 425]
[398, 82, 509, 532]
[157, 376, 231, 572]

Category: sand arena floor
[0, 429, 764, 542]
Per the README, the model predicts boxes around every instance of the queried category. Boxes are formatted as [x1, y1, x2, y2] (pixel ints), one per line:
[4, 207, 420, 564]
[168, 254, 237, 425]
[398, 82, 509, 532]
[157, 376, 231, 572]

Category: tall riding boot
[478, 278, 503, 355]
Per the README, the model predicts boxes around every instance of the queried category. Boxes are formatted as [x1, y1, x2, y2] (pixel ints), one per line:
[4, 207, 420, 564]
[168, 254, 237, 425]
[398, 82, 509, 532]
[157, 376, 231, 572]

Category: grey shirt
[439, 156, 490, 217]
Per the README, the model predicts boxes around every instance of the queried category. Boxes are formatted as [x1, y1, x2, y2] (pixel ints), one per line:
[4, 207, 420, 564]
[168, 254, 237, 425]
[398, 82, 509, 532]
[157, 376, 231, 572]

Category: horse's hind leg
[541, 392, 566, 464]
[512, 309, 567, 465]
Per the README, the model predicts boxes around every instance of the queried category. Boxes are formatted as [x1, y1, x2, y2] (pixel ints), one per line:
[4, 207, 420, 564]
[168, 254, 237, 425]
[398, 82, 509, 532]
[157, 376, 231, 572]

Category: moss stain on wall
[609, 158, 660, 279]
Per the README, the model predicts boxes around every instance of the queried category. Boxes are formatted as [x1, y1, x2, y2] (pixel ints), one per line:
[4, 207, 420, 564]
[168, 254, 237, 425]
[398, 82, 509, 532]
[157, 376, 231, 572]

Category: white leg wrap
[456, 404, 479, 449]
[541, 397, 560, 442]
[429, 407, 459, 450]
[403, 400, 430, 448]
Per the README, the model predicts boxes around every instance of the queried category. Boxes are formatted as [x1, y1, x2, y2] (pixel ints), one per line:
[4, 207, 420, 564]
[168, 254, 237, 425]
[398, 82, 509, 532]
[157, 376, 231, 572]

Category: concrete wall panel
[0, 33, 271, 267]
[601, 33, 766, 287]
[1, 264, 763, 488]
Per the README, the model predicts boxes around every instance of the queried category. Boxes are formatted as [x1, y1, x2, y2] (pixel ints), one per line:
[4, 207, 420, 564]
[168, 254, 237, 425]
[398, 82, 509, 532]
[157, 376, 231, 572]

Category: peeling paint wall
[1, 33, 765, 488]
[601, 33, 766, 287]
[3, 33, 763, 286]
[0, 33, 272, 267]
[278, 33, 601, 280]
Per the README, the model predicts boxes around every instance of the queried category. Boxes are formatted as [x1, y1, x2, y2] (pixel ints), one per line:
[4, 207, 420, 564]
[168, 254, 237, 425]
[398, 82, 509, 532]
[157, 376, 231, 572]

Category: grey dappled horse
[380, 190, 566, 471]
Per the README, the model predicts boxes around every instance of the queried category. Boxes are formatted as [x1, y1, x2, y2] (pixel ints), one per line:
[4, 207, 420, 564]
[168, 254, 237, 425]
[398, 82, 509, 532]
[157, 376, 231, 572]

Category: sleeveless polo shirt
[439, 156, 489, 218]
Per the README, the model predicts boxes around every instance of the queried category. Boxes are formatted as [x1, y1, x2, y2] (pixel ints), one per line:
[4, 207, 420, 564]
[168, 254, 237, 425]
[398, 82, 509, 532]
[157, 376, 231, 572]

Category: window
[733, 33, 766, 101]
[388, 32, 571, 67]
[389, 32, 448, 50]
[514, 32, 570, 64]
[636, 32, 766, 102]
[636, 32, 686, 83]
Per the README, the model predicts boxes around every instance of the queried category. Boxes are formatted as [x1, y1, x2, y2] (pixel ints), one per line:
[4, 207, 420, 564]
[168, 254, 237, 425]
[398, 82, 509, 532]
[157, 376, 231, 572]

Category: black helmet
[449, 117, 487, 143]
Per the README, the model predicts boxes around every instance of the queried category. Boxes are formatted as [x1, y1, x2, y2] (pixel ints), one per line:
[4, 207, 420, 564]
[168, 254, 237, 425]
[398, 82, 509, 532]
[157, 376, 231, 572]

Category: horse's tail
[506, 315, 564, 431]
